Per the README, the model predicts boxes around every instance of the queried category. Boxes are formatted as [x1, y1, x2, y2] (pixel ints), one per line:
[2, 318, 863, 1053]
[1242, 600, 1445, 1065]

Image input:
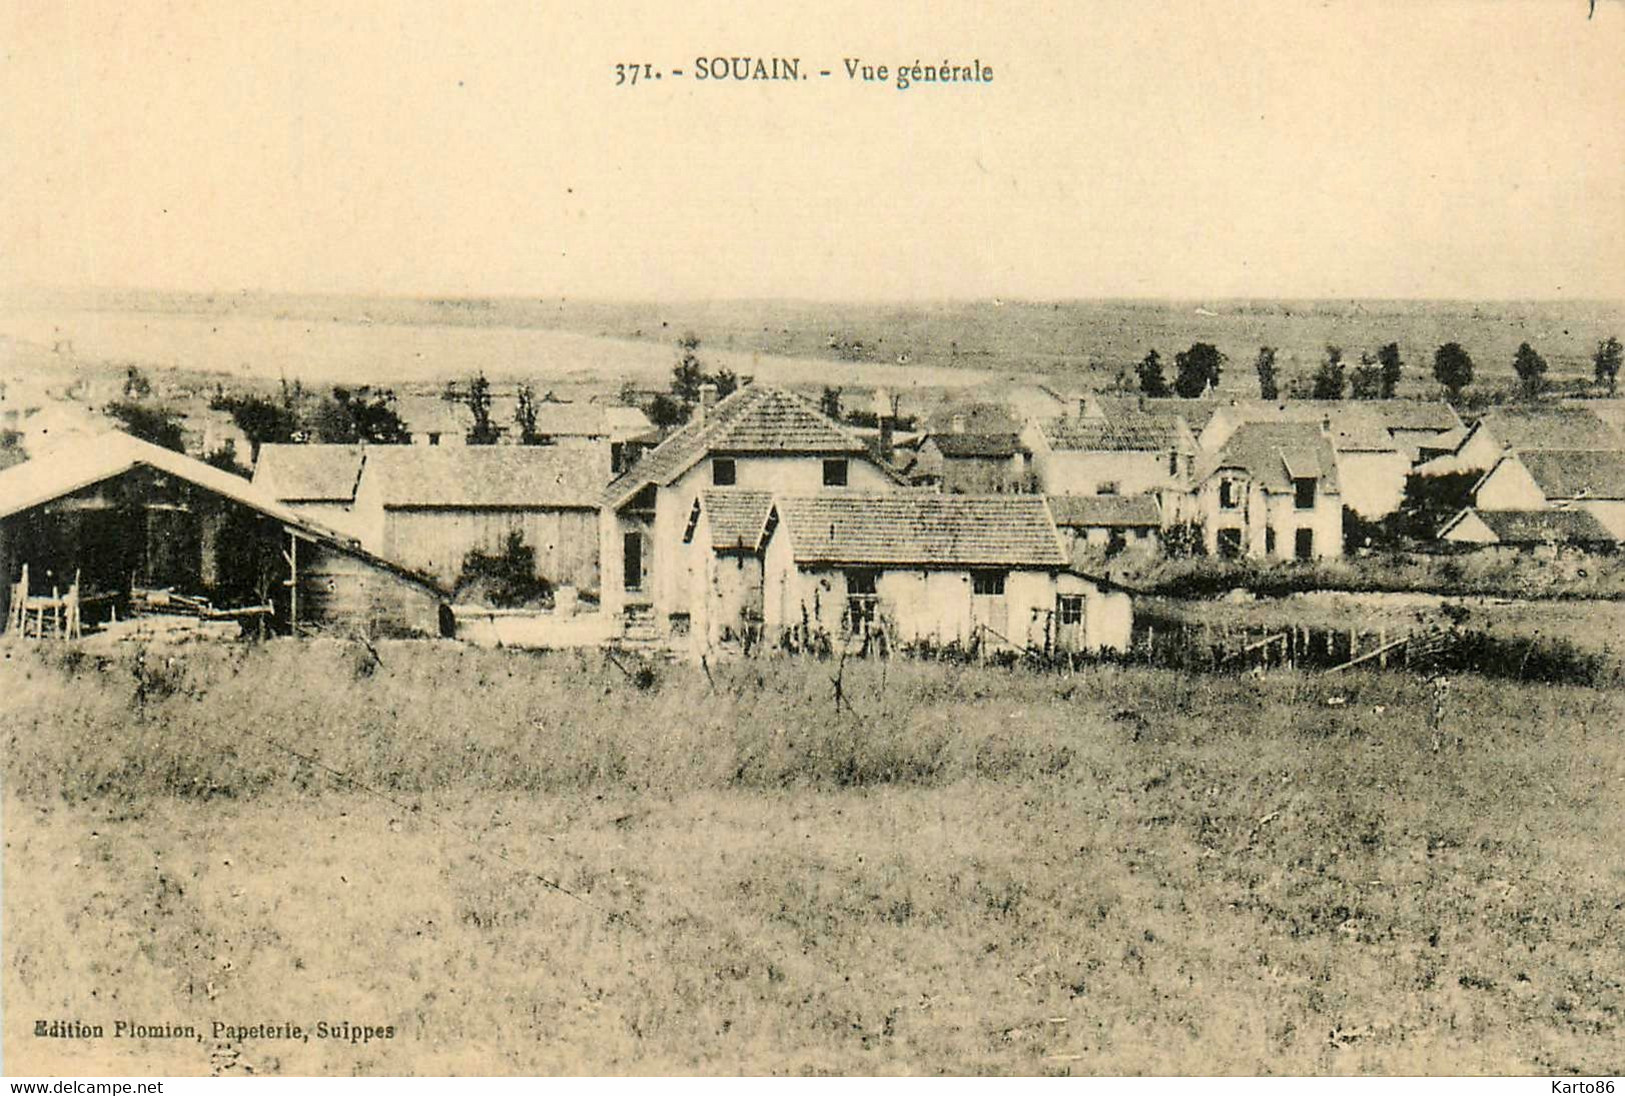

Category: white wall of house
[610, 453, 901, 629]
[759, 551, 1131, 653]
[1582, 500, 1625, 539]
[1474, 458, 1550, 511]
[1451, 428, 1507, 474]
[1336, 449, 1409, 518]
[1021, 436, 1182, 498]
[1441, 511, 1500, 544]
[1190, 475, 1343, 560]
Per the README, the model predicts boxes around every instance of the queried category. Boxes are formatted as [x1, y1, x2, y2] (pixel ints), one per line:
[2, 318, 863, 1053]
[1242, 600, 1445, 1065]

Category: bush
[455, 530, 552, 608]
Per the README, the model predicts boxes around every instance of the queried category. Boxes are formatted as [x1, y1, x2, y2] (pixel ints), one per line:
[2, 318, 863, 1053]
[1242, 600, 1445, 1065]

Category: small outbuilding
[0, 432, 449, 639]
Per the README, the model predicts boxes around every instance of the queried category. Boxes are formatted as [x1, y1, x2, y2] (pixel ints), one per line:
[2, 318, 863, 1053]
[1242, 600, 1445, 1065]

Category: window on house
[1057, 594, 1085, 626]
[1219, 478, 1240, 509]
[1217, 528, 1243, 559]
[712, 458, 736, 486]
[1168, 452, 1178, 476]
[427, 432, 441, 446]
[1265, 527, 1276, 556]
[971, 571, 1006, 596]
[1096, 481, 1120, 496]
[1295, 528, 1314, 560]
[1294, 477, 1316, 510]
[1134, 527, 1150, 540]
[1107, 529, 1127, 556]
[845, 570, 878, 629]
[822, 458, 849, 487]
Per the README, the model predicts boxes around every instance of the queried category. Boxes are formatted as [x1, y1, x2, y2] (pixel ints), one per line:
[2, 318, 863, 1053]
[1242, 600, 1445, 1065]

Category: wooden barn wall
[297, 544, 447, 638]
[380, 507, 600, 593]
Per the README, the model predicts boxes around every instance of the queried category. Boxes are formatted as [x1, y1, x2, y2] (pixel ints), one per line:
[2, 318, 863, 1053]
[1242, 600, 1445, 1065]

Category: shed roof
[253, 444, 366, 502]
[770, 493, 1068, 568]
[1046, 493, 1162, 528]
[1514, 449, 1625, 500]
[362, 445, 606, 509]
[0, 430, 344, 536]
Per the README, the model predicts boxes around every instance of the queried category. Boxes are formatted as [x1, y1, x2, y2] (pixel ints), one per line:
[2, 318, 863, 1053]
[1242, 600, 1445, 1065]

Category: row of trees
[1132, 336, 1624, 402]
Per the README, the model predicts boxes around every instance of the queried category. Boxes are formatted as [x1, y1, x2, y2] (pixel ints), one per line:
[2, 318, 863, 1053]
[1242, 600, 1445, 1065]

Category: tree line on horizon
[1127, 335, 1623, 403]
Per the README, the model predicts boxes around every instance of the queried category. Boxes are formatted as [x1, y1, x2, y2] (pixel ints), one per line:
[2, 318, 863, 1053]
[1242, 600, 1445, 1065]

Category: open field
[5, 290, 1623, 396]
[4, 642, 1622, 1075]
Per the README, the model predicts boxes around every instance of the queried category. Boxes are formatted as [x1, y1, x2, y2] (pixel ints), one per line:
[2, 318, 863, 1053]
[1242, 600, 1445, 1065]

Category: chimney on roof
[698, 383, 718, 426]
[878, 412, 895, 464]
[1321, 414, 1332, 435]
[951, 414, 966, 434]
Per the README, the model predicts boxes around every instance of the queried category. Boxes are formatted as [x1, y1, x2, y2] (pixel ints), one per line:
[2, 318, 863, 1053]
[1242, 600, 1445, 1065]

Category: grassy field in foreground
[3, 642, 1623, 1075]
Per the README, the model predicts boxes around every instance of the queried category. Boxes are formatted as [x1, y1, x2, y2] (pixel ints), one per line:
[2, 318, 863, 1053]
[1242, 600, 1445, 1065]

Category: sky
[3, 0, 1623, 301]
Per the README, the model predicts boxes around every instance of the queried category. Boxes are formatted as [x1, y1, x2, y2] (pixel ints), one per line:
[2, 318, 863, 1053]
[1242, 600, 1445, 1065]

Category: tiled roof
[1464, 508, 1615, 544]
[1038, 414, 1181, 452]
[362, 444, 607, 509]
[1515, 449, 1625, 500]
[923, 402, 1023, 435]
[1475, 406, 1625, 451]
[698, 489, 775, 551]
[771, 493, 1067, 568]
[929, 432, 1024, 459]
[1096, 396, 1222, 433]
[1047, 493, 1162, 528]
[604, 386, 889, 507]
[1213, 401, 1398, 452]
[1196, 421, 1341, 493]
[253, 444, 366, 502]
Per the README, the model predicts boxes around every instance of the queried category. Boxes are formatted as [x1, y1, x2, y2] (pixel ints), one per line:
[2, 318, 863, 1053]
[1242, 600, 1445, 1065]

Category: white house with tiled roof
[599, 384, 911, 631]
[1470, 448, 1625, 541]
[1020, 408, 1195, 501]
[1183, 421, 1343, 560]
[1416, 405, 1625, 477]
[757, 493, 1132, 654]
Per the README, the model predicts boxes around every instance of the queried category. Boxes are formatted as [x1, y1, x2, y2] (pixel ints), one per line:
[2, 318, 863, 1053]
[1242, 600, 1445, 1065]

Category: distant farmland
[4, 289, 1622, 397]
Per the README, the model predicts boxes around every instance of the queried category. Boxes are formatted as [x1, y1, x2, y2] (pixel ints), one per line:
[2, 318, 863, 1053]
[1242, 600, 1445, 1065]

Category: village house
[1182, 421, 1344, 560]
[599, 384, 911, 634]
[1468, 448, 1625, 541]
[1438, 507, 1616, 550]
[756, 493, 1133, 654]
[1415, 405, 1624, 476]
[908, 430, 1030, 493]
[1198, 401, 1437, 519]
[1020, 403, 1195, 502]
[0, 432, 448, 639]
[1048, 494, 1164, 562]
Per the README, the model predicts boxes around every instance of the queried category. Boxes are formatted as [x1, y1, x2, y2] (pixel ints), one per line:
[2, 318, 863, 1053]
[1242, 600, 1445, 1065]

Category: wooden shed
[0, 432, 450, 639]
